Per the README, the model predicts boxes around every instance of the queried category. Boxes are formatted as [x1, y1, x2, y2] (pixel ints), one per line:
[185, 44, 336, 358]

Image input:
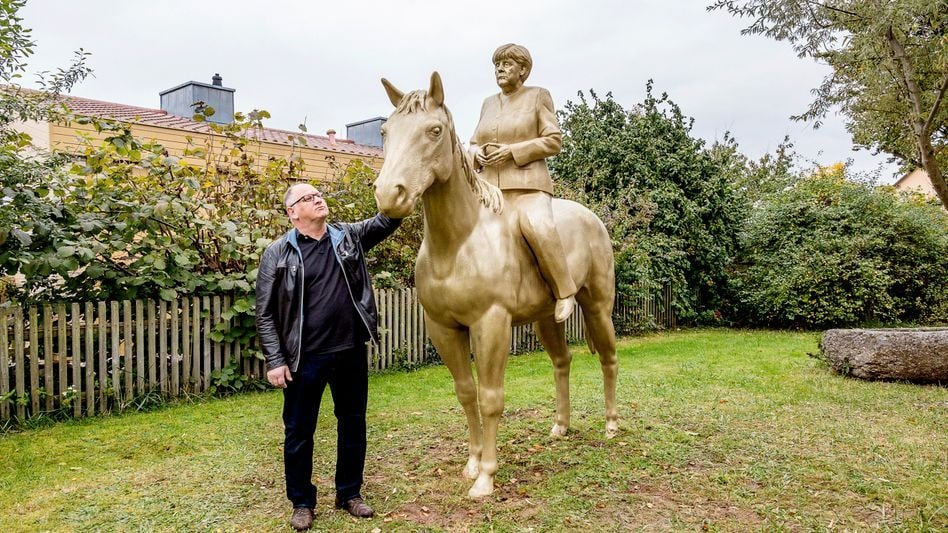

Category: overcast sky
[21, 0, 901, 180]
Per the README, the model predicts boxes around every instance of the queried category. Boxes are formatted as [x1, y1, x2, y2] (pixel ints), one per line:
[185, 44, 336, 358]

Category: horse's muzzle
[374, 180, 413, 218]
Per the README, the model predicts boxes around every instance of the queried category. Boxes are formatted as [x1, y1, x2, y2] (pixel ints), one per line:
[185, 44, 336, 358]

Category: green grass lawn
[1, 329, 945, 531]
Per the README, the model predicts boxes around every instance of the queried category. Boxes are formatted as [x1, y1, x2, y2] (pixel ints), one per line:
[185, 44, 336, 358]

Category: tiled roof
[49, 92, 383, 158]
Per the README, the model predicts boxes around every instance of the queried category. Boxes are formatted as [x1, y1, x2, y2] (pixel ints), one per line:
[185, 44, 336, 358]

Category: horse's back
[416, 197, 613, 326]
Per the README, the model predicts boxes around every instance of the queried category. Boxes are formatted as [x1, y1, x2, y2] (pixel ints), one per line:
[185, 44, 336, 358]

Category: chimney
[326, 129, 337, 146]
[160, 74, 235, 124]
[345, 117, 387, 148]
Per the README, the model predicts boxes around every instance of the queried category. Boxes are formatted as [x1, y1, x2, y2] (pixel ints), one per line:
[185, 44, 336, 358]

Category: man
[255, 182, 400, 530]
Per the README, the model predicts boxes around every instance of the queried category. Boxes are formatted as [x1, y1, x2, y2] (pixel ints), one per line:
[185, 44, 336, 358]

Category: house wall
[48, 120, 381, 183]
[894, 168, 937, 198]
[11, 119, 51, 150]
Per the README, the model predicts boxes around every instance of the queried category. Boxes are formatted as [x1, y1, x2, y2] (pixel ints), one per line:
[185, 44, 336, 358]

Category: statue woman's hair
[492, 43, 532, 82]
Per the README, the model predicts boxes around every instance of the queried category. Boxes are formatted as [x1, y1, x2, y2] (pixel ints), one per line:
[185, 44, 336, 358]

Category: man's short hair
[284, 183, 305, 208]
[492, 43, 533, 82]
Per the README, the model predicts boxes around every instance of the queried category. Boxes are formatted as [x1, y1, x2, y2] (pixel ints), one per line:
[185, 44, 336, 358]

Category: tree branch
[923, 72, 948, 134]
[885, 25, 925, 135]
[803, 0, 864, 20]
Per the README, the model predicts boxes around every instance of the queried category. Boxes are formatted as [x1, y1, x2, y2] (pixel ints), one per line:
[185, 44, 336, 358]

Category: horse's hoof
[463, 457, 480, 480]
[605, 421, 619, 439]
[467, 475, 494, 498]
[550, 423, 568, 437]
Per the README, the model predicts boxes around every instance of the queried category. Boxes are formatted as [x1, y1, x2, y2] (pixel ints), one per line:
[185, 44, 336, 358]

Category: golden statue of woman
[469, 43, 577, 322]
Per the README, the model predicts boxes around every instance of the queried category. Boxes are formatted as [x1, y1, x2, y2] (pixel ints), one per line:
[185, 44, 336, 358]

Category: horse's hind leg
[580, 302, 619, 438]
[425, 315, 482, 479]
[534, 317, 571, 437]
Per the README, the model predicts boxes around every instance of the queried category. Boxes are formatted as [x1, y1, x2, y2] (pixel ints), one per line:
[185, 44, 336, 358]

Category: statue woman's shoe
[554, 296, 575, 323]
[335, 496, 375, 518]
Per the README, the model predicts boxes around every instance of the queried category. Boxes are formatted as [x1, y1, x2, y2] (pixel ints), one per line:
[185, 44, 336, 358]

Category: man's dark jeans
[282, 344, 368, 509]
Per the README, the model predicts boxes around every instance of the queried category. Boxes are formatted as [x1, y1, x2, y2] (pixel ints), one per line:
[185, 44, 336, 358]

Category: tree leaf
[12, 228, 32, 246]
[159, 288, 177, 301]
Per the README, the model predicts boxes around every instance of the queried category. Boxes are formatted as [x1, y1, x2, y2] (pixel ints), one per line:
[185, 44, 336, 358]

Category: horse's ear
[381, 78, 404, 107]
[428, 72, 444, 106]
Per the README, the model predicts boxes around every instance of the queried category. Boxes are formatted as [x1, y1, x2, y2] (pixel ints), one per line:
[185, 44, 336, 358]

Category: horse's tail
[582, 313, 598, 355]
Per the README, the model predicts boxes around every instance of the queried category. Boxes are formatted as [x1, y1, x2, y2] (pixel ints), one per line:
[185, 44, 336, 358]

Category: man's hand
[267, 365, 293, 388]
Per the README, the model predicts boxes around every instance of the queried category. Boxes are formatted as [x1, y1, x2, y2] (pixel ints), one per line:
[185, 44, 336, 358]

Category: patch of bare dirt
[612, 479, 766, 530]
[385, 482, 542, 531]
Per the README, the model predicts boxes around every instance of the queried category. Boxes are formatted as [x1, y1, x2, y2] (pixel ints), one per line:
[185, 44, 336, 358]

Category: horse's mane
[395, 91, 503, 214]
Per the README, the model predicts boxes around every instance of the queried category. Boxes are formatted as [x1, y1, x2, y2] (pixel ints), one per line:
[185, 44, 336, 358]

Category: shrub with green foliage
[0, 0, 91, 302]
[2, 107, 419, 347]
[551, 84, 747, 322]
[728, 168, 948, 328]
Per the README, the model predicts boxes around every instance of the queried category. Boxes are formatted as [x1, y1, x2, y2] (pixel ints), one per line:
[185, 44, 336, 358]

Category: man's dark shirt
[298, 233, 367, 355]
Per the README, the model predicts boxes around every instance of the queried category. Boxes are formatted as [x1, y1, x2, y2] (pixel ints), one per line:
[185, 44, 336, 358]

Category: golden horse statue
[374, 72, 618, 498]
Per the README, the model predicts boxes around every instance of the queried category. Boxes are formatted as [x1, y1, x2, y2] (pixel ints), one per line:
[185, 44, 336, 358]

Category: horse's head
[374, 72, 456, 218]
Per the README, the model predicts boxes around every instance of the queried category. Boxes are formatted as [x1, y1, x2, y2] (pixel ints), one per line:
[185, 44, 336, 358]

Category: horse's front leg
[468, 306, 512, 498]
[425, 314, 481, 479]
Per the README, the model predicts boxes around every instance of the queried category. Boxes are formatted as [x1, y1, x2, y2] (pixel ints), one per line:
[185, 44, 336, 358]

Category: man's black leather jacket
[255, 214, 401, 372]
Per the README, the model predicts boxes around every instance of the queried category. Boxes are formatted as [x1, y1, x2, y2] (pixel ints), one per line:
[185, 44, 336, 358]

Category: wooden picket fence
[0, 296, 254, 422]
[369, 287, 605, 364]
[0, 287, 674, 423]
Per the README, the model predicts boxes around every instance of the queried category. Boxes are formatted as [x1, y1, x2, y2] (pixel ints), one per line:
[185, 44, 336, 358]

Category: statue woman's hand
[475, 147, 490, 168]
[481, 143, 513, 167]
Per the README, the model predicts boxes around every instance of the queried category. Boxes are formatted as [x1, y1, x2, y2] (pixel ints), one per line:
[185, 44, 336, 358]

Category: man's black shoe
[335, 496, 375, 518]
[290, 507, 314, 530]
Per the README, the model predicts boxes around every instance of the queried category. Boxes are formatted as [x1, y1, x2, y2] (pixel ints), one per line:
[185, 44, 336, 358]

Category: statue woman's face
[494, 58, 524, 93]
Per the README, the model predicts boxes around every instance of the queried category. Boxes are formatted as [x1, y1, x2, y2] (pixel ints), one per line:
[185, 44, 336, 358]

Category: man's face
[287, 185, 329, 223]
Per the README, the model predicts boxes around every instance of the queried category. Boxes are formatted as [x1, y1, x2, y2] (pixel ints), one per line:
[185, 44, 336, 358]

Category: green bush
[551, 85, 747, 321]
[729, 169, 948, 328]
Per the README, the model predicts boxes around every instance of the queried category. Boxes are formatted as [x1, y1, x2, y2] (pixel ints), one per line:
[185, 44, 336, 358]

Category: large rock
[821, 328, 948, 383]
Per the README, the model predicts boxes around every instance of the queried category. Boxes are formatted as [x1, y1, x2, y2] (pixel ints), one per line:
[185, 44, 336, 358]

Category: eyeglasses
[289, 191, 323, 207]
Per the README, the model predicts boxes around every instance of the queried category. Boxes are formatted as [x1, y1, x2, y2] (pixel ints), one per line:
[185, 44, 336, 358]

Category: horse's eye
[429, 126, 442, 137]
